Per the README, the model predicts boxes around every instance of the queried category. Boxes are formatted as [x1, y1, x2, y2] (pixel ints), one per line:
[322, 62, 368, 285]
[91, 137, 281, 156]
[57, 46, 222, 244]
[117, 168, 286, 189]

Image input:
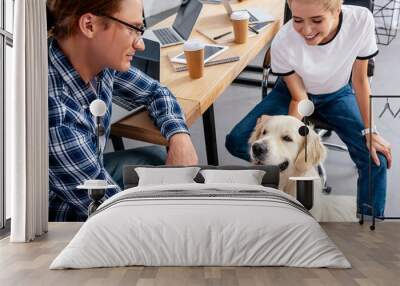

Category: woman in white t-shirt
[225, 0, 392, 217]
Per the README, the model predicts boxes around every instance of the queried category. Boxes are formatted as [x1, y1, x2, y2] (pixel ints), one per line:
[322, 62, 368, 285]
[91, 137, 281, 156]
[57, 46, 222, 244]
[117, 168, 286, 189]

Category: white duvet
[50, 183, 351, 269]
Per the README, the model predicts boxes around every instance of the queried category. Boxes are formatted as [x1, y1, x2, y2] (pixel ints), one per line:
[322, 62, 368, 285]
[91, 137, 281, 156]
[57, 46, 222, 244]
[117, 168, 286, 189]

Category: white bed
[50, 183, 351, 269]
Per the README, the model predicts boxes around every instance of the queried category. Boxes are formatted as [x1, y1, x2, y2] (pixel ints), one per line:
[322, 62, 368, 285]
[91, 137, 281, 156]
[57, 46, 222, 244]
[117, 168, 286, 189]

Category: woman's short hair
[46, 0, 124, 40]
[287, 0, 343, 12]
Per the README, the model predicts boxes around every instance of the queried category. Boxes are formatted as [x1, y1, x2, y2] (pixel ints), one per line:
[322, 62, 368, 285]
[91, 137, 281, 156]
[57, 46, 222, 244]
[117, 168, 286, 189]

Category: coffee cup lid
[183, 40, 205, 51]
[230, 11, 250, 21]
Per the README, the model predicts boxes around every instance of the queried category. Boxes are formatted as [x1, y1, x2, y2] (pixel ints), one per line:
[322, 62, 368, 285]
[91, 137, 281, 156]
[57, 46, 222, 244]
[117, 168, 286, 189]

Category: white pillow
[200, 169, 266, 185]
[135, 167, 201, 186]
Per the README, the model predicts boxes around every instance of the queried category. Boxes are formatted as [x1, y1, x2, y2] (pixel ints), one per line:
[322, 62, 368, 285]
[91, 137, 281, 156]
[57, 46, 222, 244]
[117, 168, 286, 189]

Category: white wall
[143, 0, 181, 17]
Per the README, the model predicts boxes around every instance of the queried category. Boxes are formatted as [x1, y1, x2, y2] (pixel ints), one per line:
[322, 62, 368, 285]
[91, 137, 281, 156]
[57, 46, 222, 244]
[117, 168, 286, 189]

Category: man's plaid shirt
[48, 38, 189, 221]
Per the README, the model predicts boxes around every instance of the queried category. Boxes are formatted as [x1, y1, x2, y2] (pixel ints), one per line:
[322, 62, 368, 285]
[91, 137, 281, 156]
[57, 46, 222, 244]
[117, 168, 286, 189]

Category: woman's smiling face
[290, 0, 341, 45]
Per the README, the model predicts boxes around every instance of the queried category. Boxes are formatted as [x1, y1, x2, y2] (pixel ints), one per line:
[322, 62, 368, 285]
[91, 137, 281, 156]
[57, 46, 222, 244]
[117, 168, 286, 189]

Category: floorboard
[0, 222, 399, 286]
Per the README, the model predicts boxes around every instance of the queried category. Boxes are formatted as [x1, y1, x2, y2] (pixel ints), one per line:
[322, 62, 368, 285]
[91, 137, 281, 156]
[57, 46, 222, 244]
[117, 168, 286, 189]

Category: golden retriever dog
[249, 115, 357, 222]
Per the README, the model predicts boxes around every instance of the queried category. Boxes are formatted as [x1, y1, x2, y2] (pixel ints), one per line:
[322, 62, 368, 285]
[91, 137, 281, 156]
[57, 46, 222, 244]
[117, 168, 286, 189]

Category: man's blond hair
[287, 0, 343, 12]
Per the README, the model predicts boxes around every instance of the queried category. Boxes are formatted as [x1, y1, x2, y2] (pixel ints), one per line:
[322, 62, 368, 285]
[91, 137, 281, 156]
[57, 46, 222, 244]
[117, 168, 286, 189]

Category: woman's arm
[352, 59, 371, 128]
[352, 59, 392, 168]
[283, 73, 308, 120]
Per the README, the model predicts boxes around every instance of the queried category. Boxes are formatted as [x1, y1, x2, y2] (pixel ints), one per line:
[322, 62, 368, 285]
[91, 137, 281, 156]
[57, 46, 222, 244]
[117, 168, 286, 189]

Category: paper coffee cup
[231, 11, 250, 44]
[184, 40, 205, 79]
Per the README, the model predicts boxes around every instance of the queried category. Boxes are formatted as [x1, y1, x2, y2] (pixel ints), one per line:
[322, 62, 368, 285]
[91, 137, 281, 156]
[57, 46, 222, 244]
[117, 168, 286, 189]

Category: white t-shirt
[271, 5, 378, 95]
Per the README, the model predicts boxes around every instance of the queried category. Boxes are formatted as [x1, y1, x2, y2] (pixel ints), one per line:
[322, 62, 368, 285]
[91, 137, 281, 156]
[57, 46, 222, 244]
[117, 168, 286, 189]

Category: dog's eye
[282, 135, 293, 142]
[262, 130, 267, 135]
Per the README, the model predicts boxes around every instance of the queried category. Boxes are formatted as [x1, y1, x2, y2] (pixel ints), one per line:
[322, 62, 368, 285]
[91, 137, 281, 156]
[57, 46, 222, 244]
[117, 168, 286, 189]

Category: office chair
[260, 0, 375, 194]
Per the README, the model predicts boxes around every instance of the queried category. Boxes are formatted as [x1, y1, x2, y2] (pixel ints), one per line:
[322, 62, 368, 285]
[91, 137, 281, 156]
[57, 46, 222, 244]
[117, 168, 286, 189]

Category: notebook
[196, 25, 257, 44]
[222, 0, 275, 24]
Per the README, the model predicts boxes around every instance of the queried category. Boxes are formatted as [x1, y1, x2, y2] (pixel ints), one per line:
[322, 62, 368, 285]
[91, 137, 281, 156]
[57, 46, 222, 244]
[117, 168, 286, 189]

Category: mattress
[50, 183, 351, 269]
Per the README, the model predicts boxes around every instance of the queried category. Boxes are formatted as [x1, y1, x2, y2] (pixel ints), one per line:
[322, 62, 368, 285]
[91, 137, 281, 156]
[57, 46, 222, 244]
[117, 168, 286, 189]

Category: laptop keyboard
[112, 95, 140, 111]
[153, 28, 181, 45]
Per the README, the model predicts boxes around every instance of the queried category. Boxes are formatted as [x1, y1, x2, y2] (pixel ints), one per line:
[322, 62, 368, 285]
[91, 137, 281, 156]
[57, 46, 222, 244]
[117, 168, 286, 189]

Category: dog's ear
[249, 115, 270, 144]
[257, 115, 270, 125]
[294, 128, 327, 173]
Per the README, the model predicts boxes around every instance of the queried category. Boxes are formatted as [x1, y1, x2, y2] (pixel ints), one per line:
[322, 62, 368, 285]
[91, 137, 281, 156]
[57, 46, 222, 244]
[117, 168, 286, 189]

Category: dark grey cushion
[123, 165, 280, 190]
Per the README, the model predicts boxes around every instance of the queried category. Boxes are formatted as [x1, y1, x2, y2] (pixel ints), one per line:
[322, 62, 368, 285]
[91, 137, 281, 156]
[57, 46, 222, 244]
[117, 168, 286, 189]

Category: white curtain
[7, 0, 48, 242]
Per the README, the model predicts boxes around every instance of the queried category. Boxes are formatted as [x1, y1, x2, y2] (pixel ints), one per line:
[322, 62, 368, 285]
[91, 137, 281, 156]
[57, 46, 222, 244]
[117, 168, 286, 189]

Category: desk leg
[203, 105, 219, 166]
[111, 135, 125, 151]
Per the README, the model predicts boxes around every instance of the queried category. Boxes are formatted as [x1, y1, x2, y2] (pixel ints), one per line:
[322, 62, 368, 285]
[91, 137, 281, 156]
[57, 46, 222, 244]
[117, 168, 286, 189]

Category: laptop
[222, 0, 274, 23]
[143, 0, 203, 48]
[110, 38, 160, 124]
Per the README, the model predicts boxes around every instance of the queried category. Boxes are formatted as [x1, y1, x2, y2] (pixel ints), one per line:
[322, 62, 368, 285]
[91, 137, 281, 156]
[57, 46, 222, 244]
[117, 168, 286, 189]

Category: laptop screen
[172, 0, 203, 40]
[222, 0, 233, 15]
[131, 38, 160, 80]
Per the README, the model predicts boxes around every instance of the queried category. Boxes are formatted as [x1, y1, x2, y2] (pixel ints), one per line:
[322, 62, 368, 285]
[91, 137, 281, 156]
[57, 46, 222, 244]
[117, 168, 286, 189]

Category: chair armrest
[368, 58, 375, 77]
[262, 45, 272, 69]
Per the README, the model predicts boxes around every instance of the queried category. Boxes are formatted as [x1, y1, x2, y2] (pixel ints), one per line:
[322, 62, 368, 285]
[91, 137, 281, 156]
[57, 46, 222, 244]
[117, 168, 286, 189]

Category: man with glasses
[47, 0, 198, 221]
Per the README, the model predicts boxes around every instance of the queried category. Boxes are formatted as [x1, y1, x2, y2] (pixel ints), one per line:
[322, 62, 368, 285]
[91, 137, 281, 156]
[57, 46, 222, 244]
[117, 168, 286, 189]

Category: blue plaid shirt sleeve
[113, 67, 189, 140]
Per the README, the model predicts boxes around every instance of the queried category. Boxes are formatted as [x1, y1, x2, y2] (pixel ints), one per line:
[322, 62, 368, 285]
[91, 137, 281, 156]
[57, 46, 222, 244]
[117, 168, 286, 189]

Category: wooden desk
[111, 98, 200, 146]
[111, 0, 285, 165]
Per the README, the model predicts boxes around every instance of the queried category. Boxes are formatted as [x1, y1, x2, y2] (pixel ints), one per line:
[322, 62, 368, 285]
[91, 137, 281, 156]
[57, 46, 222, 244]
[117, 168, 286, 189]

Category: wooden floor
[0, 222, 399, 286]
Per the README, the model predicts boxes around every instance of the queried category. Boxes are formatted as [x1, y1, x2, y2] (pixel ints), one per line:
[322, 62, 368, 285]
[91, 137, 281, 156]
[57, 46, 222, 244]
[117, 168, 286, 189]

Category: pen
[248, 25, 259, 34]
[213, 31, 232, 40]
[249, 20, 274, 26]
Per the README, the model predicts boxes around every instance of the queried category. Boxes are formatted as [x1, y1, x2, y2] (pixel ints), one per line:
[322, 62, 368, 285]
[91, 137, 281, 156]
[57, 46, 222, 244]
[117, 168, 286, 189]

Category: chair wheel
[323, 186, 332, 194]
[370, 225, 375, 231]
[359, 219, 364, 225]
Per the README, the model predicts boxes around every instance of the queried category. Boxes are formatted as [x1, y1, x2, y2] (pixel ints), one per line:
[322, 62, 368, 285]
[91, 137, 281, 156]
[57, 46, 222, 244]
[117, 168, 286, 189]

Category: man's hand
[166, 133, 199, 165]
[365, 133, 392, 169]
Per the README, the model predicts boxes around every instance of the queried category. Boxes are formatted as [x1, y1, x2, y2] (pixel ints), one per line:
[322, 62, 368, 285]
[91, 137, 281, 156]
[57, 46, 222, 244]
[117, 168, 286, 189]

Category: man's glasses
[101, 15, 145, 45]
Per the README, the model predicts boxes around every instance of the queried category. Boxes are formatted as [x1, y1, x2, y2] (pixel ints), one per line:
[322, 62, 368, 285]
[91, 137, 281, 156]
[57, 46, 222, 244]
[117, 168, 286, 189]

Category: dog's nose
[252, 143, 268, 157]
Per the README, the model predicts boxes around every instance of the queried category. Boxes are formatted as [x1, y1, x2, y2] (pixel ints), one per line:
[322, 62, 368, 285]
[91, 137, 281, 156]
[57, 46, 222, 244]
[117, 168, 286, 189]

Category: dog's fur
[249, 115, 357, 222]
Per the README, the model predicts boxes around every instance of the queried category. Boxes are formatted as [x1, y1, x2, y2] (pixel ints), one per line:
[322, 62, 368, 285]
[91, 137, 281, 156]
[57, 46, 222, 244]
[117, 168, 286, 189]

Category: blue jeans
[104, 145, 167, 189]
[225, 79, 387, 216]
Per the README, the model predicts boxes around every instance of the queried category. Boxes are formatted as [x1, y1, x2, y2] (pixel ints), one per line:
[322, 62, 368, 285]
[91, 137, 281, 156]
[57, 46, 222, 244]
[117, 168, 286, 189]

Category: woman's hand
[283, 73, 308, 120]
[365, 134, 392, 169]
